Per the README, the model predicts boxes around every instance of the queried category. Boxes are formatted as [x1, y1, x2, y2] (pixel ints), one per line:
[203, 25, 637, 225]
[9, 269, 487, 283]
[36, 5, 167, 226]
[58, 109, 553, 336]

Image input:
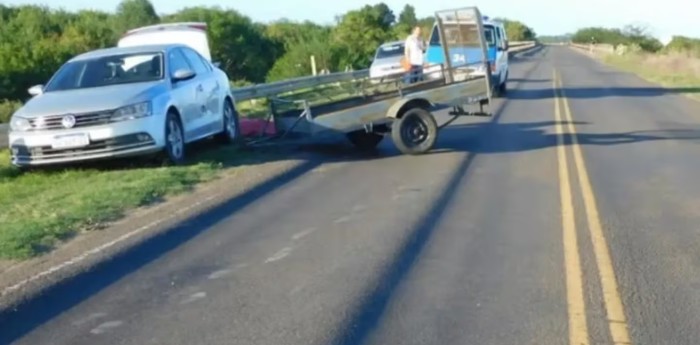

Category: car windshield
[44, 52, 164, 92]
[376, 43, 405, 59]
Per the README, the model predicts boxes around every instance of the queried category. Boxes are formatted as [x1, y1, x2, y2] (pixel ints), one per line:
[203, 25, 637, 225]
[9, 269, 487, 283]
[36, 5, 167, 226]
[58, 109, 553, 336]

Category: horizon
[2, 0, 698, 40]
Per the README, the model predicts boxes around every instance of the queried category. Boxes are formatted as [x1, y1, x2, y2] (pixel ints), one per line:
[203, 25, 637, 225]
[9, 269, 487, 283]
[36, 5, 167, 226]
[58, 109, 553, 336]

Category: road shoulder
[0, 155, 309, 310]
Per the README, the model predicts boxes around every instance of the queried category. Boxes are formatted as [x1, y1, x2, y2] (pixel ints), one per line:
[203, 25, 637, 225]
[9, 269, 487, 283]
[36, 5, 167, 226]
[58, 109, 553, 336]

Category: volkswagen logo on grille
[61, 115, 76, 129]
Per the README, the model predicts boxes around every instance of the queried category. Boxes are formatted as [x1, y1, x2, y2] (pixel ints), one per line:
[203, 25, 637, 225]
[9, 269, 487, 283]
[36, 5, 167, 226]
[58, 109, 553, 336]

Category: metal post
[311, 55, 317, 76]
[473, 8, 493, 99]
[436, 15, 453, 84]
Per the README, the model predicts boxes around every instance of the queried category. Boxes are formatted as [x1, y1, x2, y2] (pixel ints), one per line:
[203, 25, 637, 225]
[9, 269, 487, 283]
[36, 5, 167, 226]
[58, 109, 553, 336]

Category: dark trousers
[405, 64, 424, 84]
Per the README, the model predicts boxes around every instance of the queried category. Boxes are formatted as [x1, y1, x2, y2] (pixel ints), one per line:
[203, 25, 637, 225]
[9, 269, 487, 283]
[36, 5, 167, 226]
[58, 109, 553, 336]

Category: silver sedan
[8, 43, 239, 167]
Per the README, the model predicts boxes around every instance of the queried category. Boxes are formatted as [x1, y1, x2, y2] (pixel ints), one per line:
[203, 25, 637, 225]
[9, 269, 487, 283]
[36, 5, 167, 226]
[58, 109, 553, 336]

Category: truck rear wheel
[347, 130, 384, 151]
[391, 107, 438, 155]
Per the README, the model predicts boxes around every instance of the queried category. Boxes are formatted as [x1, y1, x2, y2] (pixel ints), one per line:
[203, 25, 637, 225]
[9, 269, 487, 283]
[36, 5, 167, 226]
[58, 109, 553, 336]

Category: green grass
[0, 146, 271, 260]
[602, 53, 700, 101]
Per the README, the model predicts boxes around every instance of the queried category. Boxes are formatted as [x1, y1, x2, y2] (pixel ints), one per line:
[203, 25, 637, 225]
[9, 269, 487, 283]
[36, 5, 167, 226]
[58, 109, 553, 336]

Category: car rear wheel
[215, 99, 240, 145]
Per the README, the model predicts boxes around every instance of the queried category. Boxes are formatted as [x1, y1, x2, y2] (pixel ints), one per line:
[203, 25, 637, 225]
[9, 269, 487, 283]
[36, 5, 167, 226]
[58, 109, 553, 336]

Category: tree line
[571, 26, 664, 52]
[0, 0, 537, 122]
[570, 25, 700, 57]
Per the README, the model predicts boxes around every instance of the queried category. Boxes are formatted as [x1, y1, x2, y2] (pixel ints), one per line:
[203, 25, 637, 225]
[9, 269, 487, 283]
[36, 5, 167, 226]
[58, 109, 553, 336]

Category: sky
[5, 0, 698, 42]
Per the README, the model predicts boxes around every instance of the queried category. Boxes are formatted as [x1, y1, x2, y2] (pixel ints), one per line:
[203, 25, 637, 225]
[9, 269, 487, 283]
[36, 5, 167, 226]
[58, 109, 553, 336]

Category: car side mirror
[172, 69, 196, 82]
[503, 41, 509, 51]
[28, 84, 44, 96]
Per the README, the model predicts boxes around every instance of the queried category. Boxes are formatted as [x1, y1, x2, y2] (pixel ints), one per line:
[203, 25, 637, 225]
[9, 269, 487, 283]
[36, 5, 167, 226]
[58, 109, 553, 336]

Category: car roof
[69, 44, 184, 62]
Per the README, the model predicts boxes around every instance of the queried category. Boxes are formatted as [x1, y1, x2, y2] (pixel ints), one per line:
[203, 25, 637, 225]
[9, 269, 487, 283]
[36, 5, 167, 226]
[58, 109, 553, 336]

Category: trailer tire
[347, 130, 384, 151]
[391, 107, 438, 155]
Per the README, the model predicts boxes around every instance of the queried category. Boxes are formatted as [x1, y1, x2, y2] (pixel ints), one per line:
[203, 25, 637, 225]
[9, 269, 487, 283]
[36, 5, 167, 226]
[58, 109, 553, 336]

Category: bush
[0, 100, 23, 123]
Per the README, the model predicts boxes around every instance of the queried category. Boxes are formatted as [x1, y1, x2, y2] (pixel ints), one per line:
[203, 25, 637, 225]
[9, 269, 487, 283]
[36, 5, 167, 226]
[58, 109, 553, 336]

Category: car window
[180, 48, 210, 75]
[197, 53, 213, 72]
[375, 43, 404, 59]
[168, 49, 192, 77]
[484, 26, 496, 46]
[43, 52, 164, 92]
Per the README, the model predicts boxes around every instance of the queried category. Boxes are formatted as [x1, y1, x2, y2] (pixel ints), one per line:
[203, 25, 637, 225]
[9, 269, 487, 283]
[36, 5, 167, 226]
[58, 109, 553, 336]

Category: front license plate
[52, 133, 90, 149]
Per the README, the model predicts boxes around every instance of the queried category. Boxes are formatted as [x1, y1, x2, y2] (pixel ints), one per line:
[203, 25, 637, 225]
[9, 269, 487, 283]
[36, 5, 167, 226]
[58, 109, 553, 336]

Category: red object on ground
[239, 118, 276, 137]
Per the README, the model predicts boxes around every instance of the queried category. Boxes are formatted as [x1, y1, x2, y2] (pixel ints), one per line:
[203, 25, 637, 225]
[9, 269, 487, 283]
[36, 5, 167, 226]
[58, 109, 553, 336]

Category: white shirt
[405, 35, 424, 66]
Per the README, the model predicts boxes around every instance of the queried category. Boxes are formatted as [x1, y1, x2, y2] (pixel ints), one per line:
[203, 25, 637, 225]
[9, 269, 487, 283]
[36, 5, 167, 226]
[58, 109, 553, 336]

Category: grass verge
[0, 144, 274, 260]
[602, 52, 700, 101]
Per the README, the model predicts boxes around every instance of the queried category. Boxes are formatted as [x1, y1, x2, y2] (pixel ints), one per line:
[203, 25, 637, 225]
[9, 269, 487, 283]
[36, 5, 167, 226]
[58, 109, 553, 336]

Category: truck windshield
[44, 52, 164, 92]
[429, 24, 497, 47]
[376, 43, 405, 59]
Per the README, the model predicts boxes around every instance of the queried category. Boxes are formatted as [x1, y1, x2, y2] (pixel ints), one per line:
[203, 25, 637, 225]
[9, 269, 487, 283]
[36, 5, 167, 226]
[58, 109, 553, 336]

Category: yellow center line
[557, 72, 633, 345]
[553, 70, 590, 345]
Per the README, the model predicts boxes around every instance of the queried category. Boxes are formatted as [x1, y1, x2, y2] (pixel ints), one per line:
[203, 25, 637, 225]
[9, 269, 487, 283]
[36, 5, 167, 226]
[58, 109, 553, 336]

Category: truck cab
[424, 16, 509, 96]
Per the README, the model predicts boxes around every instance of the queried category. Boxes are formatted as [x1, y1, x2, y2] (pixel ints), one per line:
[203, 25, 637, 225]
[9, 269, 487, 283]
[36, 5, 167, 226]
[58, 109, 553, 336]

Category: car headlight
[10, 116, 31, 132]
[111, 101, 152, 122]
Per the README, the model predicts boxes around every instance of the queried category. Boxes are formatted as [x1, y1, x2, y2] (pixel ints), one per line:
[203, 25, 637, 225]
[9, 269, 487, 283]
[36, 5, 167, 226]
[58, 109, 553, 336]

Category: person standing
[404, 26, 425, 84]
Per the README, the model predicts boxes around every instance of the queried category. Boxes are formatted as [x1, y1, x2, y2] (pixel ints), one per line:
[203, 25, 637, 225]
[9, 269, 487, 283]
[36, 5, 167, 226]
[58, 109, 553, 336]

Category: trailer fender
[386, 98, 433, 119]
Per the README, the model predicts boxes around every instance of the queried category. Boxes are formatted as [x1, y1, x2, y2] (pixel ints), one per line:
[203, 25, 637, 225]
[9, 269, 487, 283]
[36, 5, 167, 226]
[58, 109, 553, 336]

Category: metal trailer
[235, 7, 495, 155]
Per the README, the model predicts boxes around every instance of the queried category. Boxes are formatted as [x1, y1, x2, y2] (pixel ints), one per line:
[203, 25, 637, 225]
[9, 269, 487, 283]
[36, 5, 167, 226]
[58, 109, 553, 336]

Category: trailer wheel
[347, 130, 384, 151]
[391, 107, 438, 155]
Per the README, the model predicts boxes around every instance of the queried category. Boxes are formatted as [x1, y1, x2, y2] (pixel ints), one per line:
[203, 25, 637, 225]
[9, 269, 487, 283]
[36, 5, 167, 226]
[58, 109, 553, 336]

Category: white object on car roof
[118, 22, 211, 61]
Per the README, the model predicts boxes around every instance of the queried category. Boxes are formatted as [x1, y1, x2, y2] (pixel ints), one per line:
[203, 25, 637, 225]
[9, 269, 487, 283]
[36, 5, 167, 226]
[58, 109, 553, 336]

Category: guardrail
[232, 69, 370, 102]
[569, 42, 616, 54]
[0, 41, 539, 149]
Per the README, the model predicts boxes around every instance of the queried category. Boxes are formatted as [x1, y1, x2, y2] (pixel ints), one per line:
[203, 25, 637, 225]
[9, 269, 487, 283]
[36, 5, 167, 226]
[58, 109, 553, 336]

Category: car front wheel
[163, 111, 186, 165]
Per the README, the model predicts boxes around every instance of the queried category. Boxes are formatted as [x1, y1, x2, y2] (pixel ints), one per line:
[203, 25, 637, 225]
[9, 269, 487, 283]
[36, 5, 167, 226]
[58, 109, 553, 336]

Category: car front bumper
[9, 116, 165, 167]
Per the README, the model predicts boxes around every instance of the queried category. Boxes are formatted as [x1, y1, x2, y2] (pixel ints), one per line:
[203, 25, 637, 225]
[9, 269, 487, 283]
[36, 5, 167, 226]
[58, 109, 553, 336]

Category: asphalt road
[3, 46, 700, 345]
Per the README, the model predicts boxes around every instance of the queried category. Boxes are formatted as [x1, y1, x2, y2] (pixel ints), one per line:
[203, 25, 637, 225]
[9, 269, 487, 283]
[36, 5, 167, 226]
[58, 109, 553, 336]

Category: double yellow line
[553, 70, 632, 345]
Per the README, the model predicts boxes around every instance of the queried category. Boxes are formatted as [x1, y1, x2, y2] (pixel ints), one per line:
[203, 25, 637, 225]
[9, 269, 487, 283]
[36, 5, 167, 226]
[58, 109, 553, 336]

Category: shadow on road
[329, 62, 700, 344]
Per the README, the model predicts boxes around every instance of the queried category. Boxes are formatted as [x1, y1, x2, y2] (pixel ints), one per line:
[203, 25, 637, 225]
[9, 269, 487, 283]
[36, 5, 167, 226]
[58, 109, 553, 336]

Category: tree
[332, 4, 395, 69]
[398, 5, 417, 28]
[495, 18, 536, 41]
[393, 4, 418, 38]
[265, 21, 338, 81]
[622, 24, 662, 52]
[371, 3, 395, 29]
[113, 0, 159, 34]
[571, 26, 662, 52]
[163, 6, 277, 83]
[665, 35, 700, 56]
